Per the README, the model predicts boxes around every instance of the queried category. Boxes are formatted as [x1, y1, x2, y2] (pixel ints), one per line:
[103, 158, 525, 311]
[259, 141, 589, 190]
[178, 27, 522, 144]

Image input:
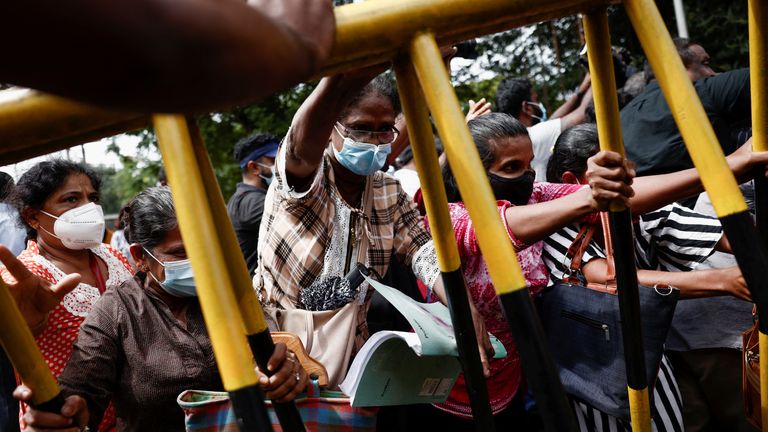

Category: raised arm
[587, 139, 768, 215]
[284, 71, 381, 187]
[551, 74, 591, 124]
[1, 0, 334, 112]
[504, 187, 596, 246]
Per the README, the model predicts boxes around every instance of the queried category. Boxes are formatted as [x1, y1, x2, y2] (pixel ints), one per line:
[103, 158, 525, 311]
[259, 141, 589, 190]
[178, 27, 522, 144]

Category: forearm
[550, 93, 581, 120]
[286, 76, 370, 179]
[2, 0, 330, 112]
[630, 168, 703, 214]
[559, 87, 593, 129]
[585, 260, 732, 299]
[637, 269, 730, 299]
[505, 187, 594, 245]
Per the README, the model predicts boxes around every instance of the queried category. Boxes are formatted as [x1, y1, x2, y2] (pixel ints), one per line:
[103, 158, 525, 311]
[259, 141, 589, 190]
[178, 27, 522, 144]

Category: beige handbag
[267, 177, 374, 390]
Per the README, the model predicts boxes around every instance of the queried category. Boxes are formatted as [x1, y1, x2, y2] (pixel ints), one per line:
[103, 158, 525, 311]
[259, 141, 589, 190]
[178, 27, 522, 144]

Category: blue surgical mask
[144, 248, 197, 297]
[525, 101, 548, 123]
[257, 163, 274, 186]
[333, 126, 392, 176]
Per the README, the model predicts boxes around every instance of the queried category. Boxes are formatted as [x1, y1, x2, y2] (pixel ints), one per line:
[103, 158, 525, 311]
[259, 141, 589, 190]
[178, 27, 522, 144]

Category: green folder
[339, 277, 506, 407]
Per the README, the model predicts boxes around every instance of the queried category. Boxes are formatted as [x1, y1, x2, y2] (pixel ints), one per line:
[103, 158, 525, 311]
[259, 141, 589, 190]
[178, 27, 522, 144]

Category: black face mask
[488, 170, 535, 206]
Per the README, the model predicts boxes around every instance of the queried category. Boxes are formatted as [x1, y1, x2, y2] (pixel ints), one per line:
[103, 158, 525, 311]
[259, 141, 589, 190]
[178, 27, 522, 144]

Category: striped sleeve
[542, 224, 606, 285]
[633, 203, 722, 272]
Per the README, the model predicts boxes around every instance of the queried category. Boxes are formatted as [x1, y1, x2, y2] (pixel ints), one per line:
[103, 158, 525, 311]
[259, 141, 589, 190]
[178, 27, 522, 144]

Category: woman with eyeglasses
[253, 70, 495, 390]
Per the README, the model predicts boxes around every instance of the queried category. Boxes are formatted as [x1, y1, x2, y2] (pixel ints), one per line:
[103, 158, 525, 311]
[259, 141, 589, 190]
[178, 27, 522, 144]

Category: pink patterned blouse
[1, 240, 133, 432]
[425, 182, 585, 418]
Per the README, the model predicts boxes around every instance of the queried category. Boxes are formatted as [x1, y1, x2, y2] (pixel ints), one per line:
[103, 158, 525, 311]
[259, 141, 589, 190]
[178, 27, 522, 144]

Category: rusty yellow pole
[185, 119, 305, 431]
[749, 0, 768, 430]
[584, 9, 651, 432]
[408, 32, 577, 432]
[0, 279, 63, 411]
[153, 114, 272, 431]
[624, 4, 768, 432]
[393, 57, 495, 432]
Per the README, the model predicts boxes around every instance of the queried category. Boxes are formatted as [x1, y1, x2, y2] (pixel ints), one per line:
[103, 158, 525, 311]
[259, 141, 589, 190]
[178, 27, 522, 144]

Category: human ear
[129, 244, 148, 272]
[562, 171, 579, 185]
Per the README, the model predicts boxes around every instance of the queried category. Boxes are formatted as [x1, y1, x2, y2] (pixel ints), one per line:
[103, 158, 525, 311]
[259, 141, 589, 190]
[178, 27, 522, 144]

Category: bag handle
[599, 212, 617, 285]
[563, 212, 617, 292]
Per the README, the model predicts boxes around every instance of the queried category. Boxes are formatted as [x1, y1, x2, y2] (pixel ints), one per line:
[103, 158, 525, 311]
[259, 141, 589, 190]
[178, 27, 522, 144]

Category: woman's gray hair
[121, 186, 178, 250]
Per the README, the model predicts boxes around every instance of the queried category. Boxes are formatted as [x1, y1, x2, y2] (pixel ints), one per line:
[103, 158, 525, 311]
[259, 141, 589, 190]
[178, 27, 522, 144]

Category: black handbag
[539, 213, 679, 419]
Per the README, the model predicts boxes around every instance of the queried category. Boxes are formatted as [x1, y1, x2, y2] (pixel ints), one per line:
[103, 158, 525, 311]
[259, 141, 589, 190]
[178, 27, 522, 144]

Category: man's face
[686, 44, 716, 81]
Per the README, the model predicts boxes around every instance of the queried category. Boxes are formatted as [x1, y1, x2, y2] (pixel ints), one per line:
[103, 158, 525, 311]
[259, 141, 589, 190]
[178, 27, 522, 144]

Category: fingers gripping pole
[186, 120, 305, 432]
[407, 33, 577, 432]
[584, 10, 651, 432]
[393, 57, 494, 432]
[749, 1, 768, 429]
[0, 279, 64, 411]
[153, 114, 272, 432]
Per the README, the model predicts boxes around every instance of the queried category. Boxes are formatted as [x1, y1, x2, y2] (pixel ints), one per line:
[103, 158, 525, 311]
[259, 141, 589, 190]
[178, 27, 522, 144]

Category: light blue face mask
[333, 127, 392, 176]
[257, 163, 274, 186]
[144, 248, 197, 298]
[525, 101, 548, 123]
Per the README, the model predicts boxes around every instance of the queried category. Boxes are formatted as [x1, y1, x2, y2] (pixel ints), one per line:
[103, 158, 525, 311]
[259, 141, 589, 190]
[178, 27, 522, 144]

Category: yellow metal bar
[392, 59, 460, 272]
[186, 120, 268, 335]
[749, 2, 768, 430]
[761, 333, 768, 432]
[153, 114, 258, 391]
[750, 0, 768, 153]
[623, 0, 747, 217]
[584, 9, 651, 432]
[409, 32, 526, 294]
[0, 279, 60, 406]
[0, 88, 147, 166]
[628, 387, 651, 432]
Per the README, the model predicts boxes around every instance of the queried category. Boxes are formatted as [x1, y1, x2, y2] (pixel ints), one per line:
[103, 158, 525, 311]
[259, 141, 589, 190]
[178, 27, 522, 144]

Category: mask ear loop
[141, 247, 167, 286]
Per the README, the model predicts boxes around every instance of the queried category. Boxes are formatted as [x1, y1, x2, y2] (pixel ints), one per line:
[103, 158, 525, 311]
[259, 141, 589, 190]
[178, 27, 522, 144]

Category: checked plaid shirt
[254, 141, 440, 328]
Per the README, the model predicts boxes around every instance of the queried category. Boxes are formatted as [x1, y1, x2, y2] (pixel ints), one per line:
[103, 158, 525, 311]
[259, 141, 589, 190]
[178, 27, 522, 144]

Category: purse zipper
[561, 310, 611, 342]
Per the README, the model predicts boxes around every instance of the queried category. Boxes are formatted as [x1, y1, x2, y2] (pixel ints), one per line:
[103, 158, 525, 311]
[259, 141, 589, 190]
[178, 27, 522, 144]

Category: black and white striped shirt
[542, 203, 722, 432]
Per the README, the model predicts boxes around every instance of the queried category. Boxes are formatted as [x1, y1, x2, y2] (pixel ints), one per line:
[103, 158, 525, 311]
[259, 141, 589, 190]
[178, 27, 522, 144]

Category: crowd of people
[0, 1, 762, 430]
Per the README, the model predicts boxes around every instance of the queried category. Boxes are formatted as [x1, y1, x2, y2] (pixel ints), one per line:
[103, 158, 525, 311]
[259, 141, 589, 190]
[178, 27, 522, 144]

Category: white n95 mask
[39, 202, 105, 250]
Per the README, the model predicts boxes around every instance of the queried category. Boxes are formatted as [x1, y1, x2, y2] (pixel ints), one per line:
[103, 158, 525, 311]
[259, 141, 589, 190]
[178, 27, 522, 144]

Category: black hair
[645, 38, 703, 83]
[673, 37, 703, 69]
[0, 172, 13, 202]
[338, 74, 401, 120]
[233, 132, 280, 173]
[495, 77, 532, 118]
[12, 160, 101, 239]
[546, 123, 599, 183]
[442, 113, 529, 202]
[121, 186, 178, 251]
[157, 166, 167, 186]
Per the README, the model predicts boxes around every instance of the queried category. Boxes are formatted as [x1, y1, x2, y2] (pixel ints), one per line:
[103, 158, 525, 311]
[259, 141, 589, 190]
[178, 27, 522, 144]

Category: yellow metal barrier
[393, 56, 496, 431]
[0, 279, 62, 408]
[0, 0, 621, 165]
[153, 115, 272, 431]
[407, 32, 576, 431]
[749, 1, 768, 430]
[584, 9, 651, 431]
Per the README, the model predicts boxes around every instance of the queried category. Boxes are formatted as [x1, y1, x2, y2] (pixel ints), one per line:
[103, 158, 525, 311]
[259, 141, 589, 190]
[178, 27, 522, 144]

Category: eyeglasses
[335, 122, 400, 144]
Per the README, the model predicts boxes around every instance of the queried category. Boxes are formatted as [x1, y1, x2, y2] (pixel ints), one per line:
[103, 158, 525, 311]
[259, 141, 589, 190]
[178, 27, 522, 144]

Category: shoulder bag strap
[599, 212, 617, 285]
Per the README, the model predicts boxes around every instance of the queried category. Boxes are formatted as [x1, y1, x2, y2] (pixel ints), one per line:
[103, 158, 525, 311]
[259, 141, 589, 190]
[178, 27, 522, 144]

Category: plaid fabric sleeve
[274, 130, 326, 202]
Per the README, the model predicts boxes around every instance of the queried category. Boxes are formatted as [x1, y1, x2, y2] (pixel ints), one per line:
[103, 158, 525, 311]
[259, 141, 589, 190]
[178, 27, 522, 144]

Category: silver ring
[294, 371, 301, 382]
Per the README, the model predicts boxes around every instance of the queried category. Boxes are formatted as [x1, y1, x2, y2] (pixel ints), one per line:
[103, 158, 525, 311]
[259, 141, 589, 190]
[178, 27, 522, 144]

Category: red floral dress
[424, 182, 586, 419]
[1, 240, 133, 431]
